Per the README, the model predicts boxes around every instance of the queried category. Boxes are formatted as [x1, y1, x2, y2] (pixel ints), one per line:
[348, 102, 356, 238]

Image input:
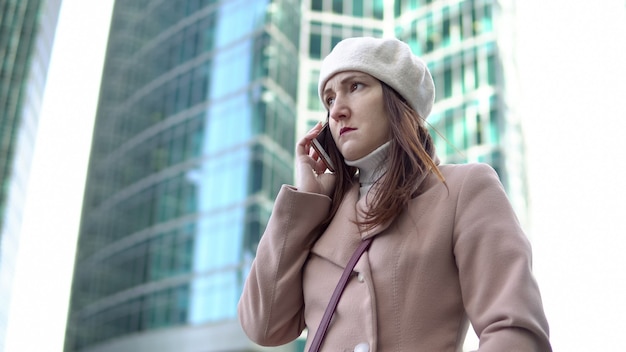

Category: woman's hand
[295, 122, 336, 197]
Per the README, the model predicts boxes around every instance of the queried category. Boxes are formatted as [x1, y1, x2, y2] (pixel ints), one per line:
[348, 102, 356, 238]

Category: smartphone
[311, 122, 336, 173]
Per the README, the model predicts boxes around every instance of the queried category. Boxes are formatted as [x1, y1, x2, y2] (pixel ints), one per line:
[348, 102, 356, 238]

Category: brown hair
[319, 81, 445, 232]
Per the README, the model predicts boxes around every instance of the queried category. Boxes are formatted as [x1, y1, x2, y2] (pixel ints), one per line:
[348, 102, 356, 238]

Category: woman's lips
[340, 127, 356, 136]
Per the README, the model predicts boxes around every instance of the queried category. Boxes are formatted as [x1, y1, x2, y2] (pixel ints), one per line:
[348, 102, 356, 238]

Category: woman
[238, 37, 551, 352]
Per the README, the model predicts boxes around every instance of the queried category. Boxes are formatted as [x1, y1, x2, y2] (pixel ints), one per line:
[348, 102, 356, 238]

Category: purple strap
[308, 237, 373, 352]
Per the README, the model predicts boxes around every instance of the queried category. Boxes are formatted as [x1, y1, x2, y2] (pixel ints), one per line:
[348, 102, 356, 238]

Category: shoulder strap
[308, 237, 374, 352]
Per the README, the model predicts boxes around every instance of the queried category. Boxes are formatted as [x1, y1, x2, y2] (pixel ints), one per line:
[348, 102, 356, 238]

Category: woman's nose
[328, 97, 348, 121]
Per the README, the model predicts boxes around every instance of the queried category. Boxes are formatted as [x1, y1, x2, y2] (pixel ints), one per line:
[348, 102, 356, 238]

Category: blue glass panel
[189, 271, 239, 323]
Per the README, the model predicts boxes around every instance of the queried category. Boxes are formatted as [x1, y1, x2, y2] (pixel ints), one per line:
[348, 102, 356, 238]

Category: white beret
[318, 37, 435, 119]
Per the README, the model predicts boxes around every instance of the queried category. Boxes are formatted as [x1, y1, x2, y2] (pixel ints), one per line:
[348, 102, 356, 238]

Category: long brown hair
[319, 81, 445, 232]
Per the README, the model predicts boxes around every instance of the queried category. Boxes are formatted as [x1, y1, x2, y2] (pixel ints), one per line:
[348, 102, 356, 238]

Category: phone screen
[311, 123, 336, 172]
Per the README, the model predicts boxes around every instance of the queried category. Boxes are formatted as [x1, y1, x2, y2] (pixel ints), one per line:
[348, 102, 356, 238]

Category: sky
[5, 1, 626, 351]
[516, 1, 626, 350]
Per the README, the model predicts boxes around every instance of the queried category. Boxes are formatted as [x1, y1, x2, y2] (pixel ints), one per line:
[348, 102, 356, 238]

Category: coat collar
[311, 157, 439, 268]
[310, 169, 432, 268]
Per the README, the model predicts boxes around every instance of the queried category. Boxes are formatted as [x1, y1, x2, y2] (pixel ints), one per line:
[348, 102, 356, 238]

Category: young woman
[238, 37, 551, 352]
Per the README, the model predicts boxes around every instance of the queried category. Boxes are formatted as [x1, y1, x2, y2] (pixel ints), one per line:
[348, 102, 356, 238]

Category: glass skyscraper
[395, 0, 528, 222]
[66, 1, 526, 351]
[0, 0, 62, 350]
[65, 0, 299, 351]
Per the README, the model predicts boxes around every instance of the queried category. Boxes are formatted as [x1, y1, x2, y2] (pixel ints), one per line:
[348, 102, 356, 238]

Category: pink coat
[238, 163, 551, 351]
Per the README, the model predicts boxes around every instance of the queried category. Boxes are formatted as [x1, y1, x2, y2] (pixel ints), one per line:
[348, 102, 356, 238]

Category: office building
[0, 0, 62, 350]
[396, 0, 528, 221]
[64, 0, 299, 351]
[66, 0, 526, 351]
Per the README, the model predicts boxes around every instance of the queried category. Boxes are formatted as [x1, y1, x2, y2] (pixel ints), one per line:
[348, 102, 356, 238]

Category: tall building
[66, 0, 526, 351]
[64, 0, 300, 351]
[395, 0, 528, 223]
[0, 0, 62, 349]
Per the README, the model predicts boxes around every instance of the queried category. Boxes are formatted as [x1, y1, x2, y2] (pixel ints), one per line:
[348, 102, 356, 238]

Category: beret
[319, 37, 435, 119]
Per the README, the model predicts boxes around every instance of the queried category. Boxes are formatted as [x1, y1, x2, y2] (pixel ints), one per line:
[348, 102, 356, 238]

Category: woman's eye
[351, 82, 362, 91]
[326, 97, 335, 106]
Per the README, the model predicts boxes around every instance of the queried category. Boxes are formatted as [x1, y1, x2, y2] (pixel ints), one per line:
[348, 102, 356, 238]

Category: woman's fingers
[296, 121, 324, 159]
[294, 121, 336, 194]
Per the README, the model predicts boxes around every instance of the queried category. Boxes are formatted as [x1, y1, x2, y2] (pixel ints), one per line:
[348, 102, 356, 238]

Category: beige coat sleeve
[453, 163, 551, 351]
[238, 185, 331, 346]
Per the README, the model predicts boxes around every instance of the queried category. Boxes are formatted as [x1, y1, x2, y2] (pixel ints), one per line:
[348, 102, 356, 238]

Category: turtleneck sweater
[345, 141, 390, 199]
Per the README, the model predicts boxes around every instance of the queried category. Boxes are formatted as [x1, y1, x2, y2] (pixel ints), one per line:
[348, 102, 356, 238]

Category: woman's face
[322, 71, 391, 161]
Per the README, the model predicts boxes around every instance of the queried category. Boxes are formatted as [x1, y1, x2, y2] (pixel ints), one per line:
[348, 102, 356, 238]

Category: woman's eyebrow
[323, 74, 370, 96]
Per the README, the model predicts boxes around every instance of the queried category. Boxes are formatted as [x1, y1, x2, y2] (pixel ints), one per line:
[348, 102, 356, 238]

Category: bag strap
[308, 237, 373, 352]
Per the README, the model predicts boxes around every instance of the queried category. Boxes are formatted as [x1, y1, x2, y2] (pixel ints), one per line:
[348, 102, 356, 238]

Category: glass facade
[396, 0, 501, 163]
[394, 0, 528, 221]
[65, 0, 299, 351]
[0, 0, 61, 350]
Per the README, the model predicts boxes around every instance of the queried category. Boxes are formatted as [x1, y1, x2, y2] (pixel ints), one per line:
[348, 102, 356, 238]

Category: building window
[373, 0, 384, 19]
[353, 0, 364, 16]
[310, 33, 321, 59]
[308, 70, 322, 110]
[332, 0, 343, 14]
[312, 0, 322, 11]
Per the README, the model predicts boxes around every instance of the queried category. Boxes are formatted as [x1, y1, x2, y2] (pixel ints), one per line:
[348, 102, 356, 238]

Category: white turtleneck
[345, 141, 391, 199]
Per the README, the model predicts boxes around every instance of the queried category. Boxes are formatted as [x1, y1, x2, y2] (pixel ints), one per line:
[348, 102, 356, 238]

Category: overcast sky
[5, 1, 626, 351]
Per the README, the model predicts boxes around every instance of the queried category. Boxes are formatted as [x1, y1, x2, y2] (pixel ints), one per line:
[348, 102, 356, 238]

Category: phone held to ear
[311, 122, 336, 173]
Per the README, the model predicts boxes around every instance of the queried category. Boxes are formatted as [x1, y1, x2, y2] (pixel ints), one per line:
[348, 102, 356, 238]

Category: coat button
[357, 272, 365, 282]
[354, 342, 369, 352]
